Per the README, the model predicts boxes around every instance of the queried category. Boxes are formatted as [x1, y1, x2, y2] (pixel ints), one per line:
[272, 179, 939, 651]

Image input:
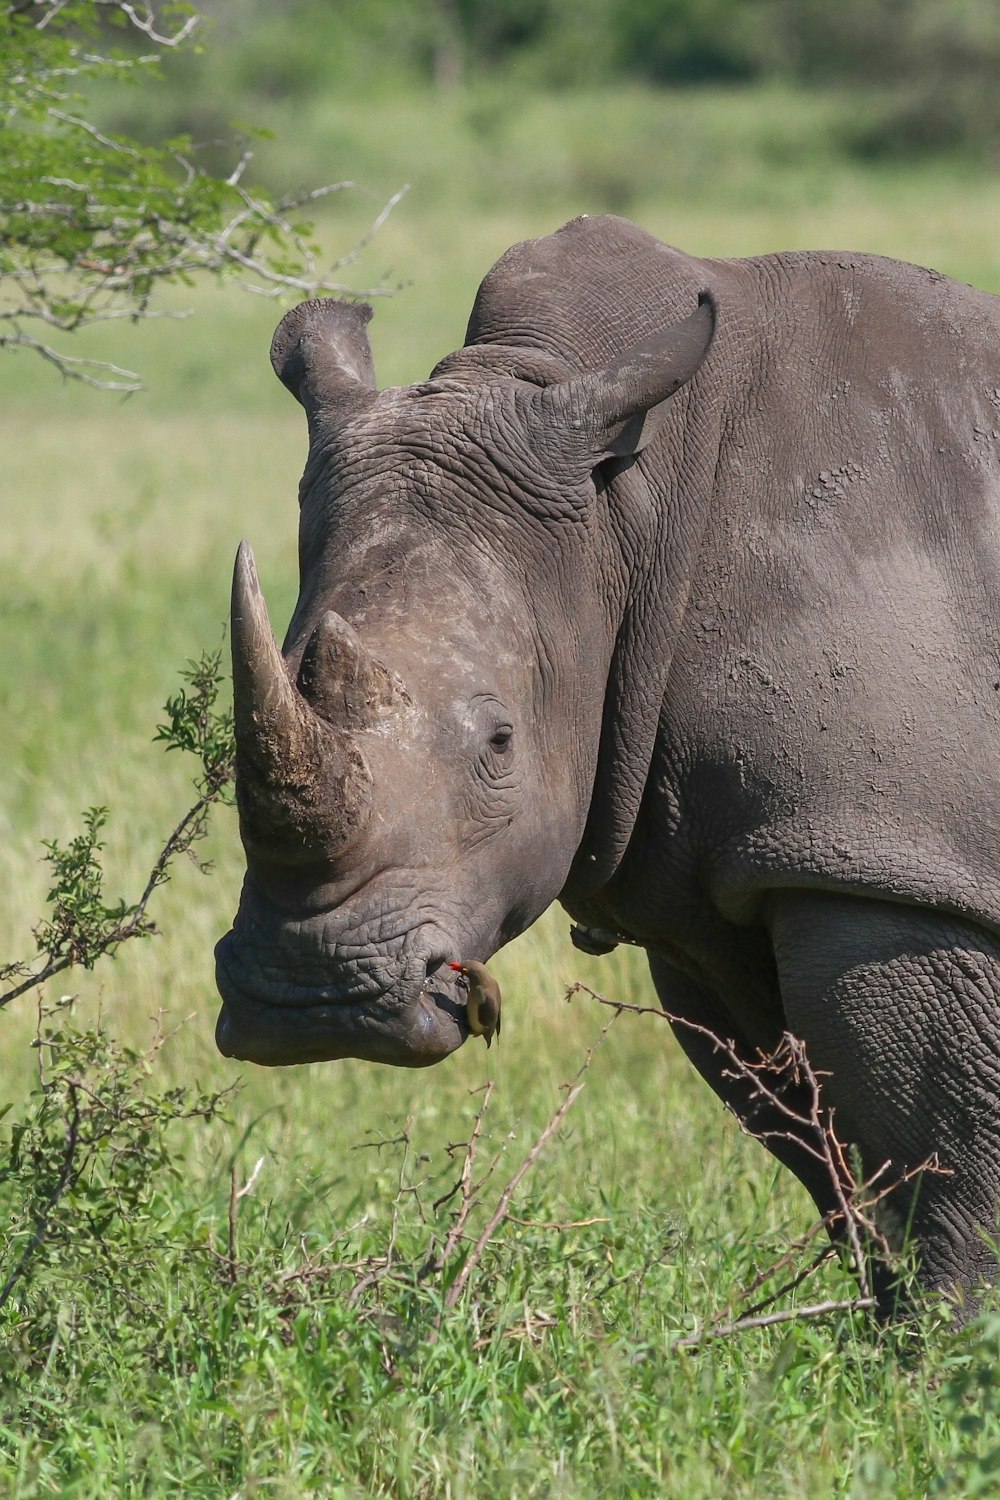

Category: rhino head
[215, 277, 714, 1067]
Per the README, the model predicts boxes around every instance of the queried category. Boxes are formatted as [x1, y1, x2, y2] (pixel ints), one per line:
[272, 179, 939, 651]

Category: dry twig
[227, 1155, 265, 1285]
[567, 981, 948, 1338]
[671, 1296, 878, 1349]
[438, 1013, 620, 1311]
[420, 1081, 496, 1281]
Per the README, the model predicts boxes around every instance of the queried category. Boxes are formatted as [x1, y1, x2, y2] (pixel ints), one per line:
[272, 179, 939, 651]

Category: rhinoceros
[216, 214, 1000, 1313]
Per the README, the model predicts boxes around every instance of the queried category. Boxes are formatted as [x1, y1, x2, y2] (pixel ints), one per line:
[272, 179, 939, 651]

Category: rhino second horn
[296, 610, 394, 729]
[231, 541, 372, 862]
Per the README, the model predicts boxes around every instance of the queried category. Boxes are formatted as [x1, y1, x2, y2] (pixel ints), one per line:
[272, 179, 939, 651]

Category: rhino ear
[538, 292, 716, 465]
[270, 300, 377, 424]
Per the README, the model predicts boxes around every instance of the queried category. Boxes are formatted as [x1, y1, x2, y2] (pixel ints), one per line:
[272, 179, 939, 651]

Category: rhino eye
[467, 696, 515, 766]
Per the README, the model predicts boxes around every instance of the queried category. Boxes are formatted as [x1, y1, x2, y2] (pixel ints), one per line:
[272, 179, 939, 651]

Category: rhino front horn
[231, 541, 372, 863]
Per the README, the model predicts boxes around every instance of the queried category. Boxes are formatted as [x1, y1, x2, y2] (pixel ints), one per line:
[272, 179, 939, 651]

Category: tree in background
[0, 0, 398, 390]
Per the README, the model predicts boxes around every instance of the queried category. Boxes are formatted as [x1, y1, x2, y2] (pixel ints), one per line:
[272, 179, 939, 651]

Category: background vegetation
[2, 2, 1000, 1494]
[102, 0, 1000, 162]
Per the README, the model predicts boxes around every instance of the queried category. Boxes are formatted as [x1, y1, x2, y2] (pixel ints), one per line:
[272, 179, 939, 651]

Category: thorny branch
[566, 982, 949, 1344]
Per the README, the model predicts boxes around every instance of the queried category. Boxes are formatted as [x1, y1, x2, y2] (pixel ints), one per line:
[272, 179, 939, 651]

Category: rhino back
[657, 250, 1000, 936]
[466, 214, 714, 367]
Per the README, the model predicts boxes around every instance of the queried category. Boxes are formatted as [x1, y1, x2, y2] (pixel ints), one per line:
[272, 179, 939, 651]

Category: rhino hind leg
[767, 890, 1000, 1321]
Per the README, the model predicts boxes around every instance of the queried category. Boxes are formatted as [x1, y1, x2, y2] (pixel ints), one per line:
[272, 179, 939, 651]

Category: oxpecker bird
[449, 960, 502, 1048]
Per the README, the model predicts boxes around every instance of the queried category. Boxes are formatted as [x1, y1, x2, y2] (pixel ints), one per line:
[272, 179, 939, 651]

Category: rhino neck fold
[562, 373, 729, 909]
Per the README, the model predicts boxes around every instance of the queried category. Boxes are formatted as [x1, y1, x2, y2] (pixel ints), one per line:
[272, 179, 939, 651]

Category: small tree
[0, 0, 400, 390]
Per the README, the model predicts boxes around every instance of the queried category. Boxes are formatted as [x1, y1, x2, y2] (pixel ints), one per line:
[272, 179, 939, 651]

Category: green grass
[3, 79, 1000, 1497]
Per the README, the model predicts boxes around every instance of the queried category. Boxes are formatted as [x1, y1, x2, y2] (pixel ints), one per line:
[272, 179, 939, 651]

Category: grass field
[3, 81, 1000, 1496]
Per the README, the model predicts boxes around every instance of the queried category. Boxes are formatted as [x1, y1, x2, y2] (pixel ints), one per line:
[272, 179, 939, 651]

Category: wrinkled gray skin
[216, 215, 1000, 1316]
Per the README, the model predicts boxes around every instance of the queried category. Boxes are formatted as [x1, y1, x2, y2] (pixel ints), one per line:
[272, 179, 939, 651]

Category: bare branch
[48, 109, 143, 157]
[420, 1082, 496, 1280]
[443, 1084, 586, 1310]
[671, 1296, 878, 1349]
[0, 329, 143, 390]
[441, 1014, 619, 1310]
[506, 1214, 612, 1231]
[104, 0, 199, 46]
[567, 981, 949, 1327]
[29, 0, 199, 46]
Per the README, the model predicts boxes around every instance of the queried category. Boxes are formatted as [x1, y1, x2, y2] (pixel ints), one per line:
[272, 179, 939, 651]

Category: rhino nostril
[424, 955, 449, 981]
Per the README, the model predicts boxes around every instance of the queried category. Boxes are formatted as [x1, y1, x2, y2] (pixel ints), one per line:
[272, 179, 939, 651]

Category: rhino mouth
[214, 935, 469, 1067]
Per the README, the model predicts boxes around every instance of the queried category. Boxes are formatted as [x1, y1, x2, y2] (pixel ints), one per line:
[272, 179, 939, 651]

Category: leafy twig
[0, 649, 234, 1008]
[1, 1, 405, 388]
[0, 1078, 81, 1313]
[0, 1005, 231, 1313]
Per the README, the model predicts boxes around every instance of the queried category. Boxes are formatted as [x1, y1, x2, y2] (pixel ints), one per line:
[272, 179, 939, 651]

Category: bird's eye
[489, 725, 513, 753]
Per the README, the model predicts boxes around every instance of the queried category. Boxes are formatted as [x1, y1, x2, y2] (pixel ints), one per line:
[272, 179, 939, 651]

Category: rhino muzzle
[213, 878, 469, 1067]
[214, 936, 468, 1067]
